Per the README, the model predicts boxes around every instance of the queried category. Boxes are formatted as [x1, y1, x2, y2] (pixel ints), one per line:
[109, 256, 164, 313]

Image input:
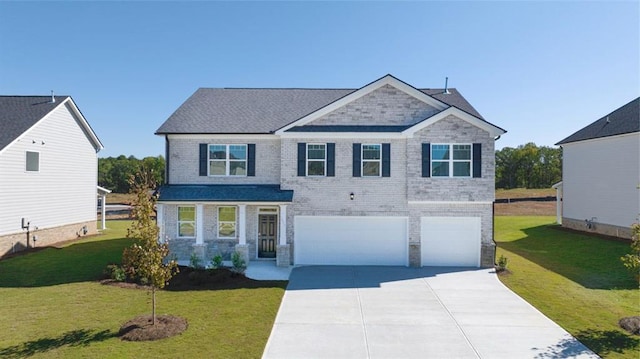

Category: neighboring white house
[556, 97, 640, 239]
[0, 95, 103, 256]
[155, 75, 506, 268]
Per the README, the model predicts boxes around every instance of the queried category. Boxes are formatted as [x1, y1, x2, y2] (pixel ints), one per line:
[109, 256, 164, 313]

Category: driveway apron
[262, 266, 598, 359]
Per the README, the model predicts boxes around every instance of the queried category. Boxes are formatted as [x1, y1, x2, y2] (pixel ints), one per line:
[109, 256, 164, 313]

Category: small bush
[496, 255, 509, 272]
[210, 254, 223, 269]
[104, 264, 126, 282]
[230, 251, 246, 276]
[189, 253, 203, 269]
[620, 223, 640, 285]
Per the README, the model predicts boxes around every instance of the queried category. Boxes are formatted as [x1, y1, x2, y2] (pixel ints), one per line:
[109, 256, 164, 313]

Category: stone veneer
[562, 217, 633, 239]
[0, 220, 97, 258]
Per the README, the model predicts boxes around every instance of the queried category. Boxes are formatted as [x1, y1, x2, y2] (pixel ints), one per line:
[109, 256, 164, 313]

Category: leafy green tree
[98, 155, 165, 193]
[495, 143, 562, 189]
[122, 168, 178, 325]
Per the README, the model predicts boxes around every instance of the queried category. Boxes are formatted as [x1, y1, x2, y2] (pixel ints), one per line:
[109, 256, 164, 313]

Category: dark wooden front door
[258, 214, 277, 258]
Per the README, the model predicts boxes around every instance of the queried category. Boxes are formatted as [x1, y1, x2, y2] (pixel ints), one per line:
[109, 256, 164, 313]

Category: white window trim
[431, 143, 472, 178]
[25, 151, 40, 172]
[361, 143, 382, 177]
[306, 143, 326, 177]
[217, 206, 237, 238]
[177, 206, 196, 238]
[208, 144, 247, 177]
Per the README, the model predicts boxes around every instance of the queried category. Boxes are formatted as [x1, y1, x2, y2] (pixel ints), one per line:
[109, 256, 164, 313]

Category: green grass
[496, 187, 556, 199]
[0, 221, 286, 358]
[496, 216, 639, 359]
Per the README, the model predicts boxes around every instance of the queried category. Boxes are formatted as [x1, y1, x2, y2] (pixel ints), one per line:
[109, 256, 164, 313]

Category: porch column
[278, 205, 287, 245]
[101, 194, 107, 230]
[238, 204, 246, 245]
[156, 203, 164, 242]
[196, 203, 204, 245]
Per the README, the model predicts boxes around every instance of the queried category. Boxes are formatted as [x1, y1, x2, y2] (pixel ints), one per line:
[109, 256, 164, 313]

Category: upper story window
[26, 151, 39, 172]
[177, 206, 196, 237]
[431, 144, 472, 177]
[361, 144, 381, 177]
[306, 144, 326, 176]
[209, 144, 247, 176]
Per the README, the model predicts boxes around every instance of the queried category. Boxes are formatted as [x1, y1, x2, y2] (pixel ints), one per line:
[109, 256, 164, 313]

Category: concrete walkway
[263, 266, 598, 359]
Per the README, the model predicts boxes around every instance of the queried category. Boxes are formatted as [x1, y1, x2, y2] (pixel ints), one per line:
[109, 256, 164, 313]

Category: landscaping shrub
[620, 223, 640, 285]
[230, 251, 246, 276]
[210, 254, 223, 269]
[104, 264, 126, 282]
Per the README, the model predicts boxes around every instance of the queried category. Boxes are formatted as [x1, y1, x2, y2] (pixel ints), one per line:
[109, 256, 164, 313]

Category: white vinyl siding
[562, 133, 640, 228]
[0, 102, 98, 235]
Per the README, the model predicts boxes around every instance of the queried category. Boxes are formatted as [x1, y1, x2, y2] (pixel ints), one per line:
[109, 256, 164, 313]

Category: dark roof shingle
[155, 85, 486, 135]
[0, 96, 69, 151]
[158, 184, 294, 202]
[557, 97, 640, 145]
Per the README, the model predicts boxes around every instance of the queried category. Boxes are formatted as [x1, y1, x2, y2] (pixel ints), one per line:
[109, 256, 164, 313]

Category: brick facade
[159, 80, 502, 268]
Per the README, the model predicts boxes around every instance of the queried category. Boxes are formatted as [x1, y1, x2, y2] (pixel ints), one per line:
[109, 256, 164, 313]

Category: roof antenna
[443, 77, 450, 94]
[50, 90, 55, 103]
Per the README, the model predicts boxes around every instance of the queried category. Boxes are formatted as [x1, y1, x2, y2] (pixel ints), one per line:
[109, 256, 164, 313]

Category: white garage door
[421, 217, 481, 267]
[295, 216, 408, 266]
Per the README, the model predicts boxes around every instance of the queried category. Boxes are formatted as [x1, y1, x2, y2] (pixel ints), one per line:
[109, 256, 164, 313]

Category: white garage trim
[421, 217, 481, 267]
[294, 216, 408, 266]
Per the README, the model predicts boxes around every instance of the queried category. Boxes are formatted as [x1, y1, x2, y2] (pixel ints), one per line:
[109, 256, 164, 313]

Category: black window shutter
[199, 143, 208, 176]
[473, 143, 482, 178]
[297, 143, 306, 176]
[421, 143, 430, 177]
[352, 143, 361, 177]
[382, 143, 391, 177]
[326, 143, 335, 177]
[247, 144, 256, 176]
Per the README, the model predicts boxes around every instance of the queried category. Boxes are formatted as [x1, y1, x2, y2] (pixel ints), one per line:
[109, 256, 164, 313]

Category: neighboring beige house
[155, 75, 506, 268]
[556, 97, 640, 239]
[0, 95, 103, 256]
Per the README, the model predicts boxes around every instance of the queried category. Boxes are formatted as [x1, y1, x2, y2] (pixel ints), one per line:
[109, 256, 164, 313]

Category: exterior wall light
[350, 192, 355, 200]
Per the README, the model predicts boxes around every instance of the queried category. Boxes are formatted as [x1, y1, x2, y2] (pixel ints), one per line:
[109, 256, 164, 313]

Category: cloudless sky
[1, 1, 638, 158]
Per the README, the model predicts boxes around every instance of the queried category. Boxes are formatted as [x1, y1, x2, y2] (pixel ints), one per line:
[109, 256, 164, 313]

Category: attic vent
[50, 90, 55, 103]
[443, 77, 450, 95]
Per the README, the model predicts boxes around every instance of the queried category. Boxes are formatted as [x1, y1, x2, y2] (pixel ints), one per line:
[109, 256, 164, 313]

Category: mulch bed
[119, 315, 188, 341]
[619, 316, 640, 336]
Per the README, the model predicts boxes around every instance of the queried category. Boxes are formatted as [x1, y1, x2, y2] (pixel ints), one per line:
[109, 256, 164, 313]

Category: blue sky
[1, 1, 638, 158]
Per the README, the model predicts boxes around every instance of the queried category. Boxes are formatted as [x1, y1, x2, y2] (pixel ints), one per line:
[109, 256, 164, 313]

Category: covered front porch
[156, 184, 294, 267]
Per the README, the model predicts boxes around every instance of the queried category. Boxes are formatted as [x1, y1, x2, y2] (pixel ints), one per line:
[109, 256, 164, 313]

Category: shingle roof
[155, 86, 485, 135]
[0, 96, 70, 151]
[157, 184, 294, 202]
[556, 97, 640, 145]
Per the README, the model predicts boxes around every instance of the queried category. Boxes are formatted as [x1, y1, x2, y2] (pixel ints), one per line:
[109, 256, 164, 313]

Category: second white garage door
[421, 217, 481, 267]
[294, 216, 408, 266]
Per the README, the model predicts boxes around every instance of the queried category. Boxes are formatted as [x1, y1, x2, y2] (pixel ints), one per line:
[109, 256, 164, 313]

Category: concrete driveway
[263, 266, 597, 359]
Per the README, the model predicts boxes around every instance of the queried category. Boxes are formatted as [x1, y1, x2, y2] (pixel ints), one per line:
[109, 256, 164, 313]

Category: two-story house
[155, 75, 506, 268]
[0, 95, 103, 257]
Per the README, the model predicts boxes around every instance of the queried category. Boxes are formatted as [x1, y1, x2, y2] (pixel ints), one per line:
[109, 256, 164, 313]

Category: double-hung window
[362, 144, 381, 177]
[431, 144, 472, 177]
[209, 144, 247, 176]
[218, 206, 237, 238]
[177, 206, 196, 237]
[306, 144, 326, 176]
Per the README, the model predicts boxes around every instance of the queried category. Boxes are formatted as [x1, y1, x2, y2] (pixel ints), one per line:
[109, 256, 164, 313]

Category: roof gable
[556, 97, 640, 145]
[276, 74, 449, 134]
[0, 96, 103, 153]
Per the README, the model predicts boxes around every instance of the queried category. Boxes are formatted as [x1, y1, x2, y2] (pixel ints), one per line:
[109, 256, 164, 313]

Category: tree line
[99, 143, 561, 193]
[98, 155, 165, 193]
[495, 143, 562, 189]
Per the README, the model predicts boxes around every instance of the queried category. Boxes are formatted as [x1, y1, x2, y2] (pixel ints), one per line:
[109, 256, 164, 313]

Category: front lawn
[496, 216, 639, 359]
[0, 221, 287, 358]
